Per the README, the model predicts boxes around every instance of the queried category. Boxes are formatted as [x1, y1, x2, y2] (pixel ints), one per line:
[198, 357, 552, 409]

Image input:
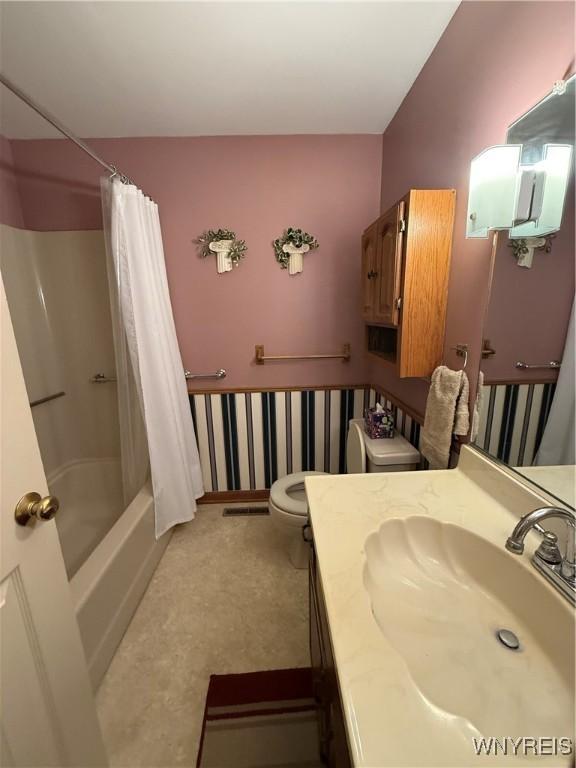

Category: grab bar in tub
[91, 369, 227, 384]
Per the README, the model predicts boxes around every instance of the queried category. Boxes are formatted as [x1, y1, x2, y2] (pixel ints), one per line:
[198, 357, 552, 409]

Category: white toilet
[269, 418, 420, 568]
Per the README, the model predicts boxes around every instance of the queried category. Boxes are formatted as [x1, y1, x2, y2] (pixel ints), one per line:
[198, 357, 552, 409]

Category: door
[373, 201, 405, 326]
[0, 278, 107, 767]
[360, 221, 378, 321]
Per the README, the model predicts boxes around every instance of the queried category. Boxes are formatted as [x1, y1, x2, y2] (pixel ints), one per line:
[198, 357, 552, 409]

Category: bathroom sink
[363, 516, 574, 740]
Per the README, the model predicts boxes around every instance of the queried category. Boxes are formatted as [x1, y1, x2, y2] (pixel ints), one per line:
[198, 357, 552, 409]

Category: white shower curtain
[101, 178, 204, 537]
[535, 298, 575, 467]
[101, 180, 149, 511]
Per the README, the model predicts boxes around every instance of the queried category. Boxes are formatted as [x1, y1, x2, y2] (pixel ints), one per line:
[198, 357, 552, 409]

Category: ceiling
[0, 1, 459, 139]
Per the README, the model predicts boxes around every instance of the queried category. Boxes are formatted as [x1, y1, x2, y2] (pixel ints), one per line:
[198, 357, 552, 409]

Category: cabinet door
[361, 222, 378, 321]
[309, 550, 331, 764]
[373, 201, 405, 326]
[309, 549, 352, 768]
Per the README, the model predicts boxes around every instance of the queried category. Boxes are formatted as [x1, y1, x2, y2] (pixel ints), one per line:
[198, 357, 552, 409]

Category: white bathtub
[49, 459, 171, 689]
[51, 459, 125, 579]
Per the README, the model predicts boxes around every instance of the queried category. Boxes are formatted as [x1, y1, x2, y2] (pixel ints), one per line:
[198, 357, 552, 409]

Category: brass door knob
[15, 492, 60, 526]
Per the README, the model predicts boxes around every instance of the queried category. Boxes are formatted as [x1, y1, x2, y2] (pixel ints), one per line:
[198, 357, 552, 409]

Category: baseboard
[199, 490, 270, 504]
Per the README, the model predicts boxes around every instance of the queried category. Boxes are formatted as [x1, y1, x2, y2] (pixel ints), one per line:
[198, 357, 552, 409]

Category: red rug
[196, 668, 322, 768]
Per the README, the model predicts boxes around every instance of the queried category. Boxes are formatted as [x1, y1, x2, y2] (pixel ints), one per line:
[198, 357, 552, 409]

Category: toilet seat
[269, 471, 328, 517]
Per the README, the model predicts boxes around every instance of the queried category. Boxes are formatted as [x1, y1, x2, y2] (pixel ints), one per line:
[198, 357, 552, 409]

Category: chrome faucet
[506, 506, 575, 603]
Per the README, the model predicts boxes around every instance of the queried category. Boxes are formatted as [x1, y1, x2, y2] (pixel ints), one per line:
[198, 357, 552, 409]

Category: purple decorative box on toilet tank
[363, 406, 395, 439]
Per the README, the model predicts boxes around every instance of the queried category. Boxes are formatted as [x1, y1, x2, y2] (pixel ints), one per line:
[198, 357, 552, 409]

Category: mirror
[507, 78, 575, 163]
[473, 76, 575, 509]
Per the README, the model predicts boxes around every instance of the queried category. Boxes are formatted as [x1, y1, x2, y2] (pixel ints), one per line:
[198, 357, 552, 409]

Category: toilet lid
[270, 471, 328, 516]
[346, 421, 366, 474]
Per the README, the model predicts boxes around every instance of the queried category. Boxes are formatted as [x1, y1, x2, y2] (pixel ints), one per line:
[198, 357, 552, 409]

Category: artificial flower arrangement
[273, 227, 319, 275]
[195, 228, 247, 273]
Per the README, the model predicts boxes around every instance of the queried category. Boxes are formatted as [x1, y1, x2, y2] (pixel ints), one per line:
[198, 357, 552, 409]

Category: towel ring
[451, 344, 468, 370]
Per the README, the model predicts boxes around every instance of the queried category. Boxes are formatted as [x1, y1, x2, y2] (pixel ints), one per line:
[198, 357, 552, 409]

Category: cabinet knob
[367, 270, 378, 280]
[395, 297, 402, 310]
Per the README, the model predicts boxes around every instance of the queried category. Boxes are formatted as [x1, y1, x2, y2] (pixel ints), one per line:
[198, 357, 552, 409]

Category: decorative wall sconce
[508, 234, 554, 269]
[273, 228, 319, 275]
[466, 143, 572, 240]
[194, 229, 247, 274]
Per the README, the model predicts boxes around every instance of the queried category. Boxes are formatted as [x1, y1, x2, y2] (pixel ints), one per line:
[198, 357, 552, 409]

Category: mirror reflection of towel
[470, 371, 484, 443]
[421, 366, 470, 469]
[454, 372, 470, 437]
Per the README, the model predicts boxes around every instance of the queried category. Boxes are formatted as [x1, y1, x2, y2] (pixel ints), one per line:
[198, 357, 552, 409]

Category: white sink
[363, 516, 574, 740]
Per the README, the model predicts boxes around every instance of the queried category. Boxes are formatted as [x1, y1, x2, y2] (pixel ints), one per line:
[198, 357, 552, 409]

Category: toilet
[269, 418, 420, 568]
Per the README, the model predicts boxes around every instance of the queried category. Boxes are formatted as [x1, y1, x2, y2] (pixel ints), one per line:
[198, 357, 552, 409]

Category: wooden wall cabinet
[361, 220, 378, 320]
[361, 189, 456, 378]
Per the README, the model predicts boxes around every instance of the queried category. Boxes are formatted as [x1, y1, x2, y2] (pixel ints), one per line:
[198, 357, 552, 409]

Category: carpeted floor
[96, 502, 310, 767]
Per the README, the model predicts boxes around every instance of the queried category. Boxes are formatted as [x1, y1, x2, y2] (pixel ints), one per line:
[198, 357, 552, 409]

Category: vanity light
[467, 145, 522, 238]
[466, 143, 572, 240]
[510, 145, 572, 238]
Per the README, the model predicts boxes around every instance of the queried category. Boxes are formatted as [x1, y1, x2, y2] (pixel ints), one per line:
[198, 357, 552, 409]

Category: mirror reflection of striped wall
[476, 382, 556, 467]
[189, 387, 422, 493]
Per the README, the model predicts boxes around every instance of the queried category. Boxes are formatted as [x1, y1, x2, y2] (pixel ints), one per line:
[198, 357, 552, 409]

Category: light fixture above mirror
[466, 76, 574, 252]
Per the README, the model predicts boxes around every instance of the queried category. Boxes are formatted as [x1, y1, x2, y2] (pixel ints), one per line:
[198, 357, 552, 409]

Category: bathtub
[51, 458, 125, 579]
[50, 459, 171, 689]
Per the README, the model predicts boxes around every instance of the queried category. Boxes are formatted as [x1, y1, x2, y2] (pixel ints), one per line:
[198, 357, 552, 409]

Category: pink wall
[4, 0, 573, 402]
[372, 0, 575, 416]
[0, 135, 24, 227]
[7, 135, 382, 389]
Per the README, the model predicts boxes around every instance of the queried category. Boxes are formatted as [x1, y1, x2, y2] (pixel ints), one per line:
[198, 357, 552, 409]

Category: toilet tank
[348, 419, 420, 473]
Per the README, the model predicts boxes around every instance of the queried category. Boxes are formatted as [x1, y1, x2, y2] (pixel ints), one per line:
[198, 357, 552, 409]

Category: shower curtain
[535, 298, 575, 467]
[101, 178, 204, 537]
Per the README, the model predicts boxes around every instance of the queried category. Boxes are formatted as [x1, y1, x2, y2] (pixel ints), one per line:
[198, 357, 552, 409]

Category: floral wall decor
[273, 227, 319, 275]
[195, 228, 247, 273]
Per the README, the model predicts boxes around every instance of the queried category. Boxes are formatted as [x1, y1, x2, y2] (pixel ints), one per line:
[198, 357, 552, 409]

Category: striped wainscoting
[189, 387, 423, 493]
[476, 381, 556, 467]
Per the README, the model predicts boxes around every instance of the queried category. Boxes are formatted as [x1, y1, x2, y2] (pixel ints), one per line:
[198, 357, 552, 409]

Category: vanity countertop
[305, 446, 574, 767]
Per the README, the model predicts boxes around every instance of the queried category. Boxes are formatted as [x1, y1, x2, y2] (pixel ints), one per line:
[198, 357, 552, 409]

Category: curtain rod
[0, 72, 129, 182]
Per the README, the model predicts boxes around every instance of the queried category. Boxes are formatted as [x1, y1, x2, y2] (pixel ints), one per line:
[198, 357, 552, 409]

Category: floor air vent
[223, 506, 270, 517]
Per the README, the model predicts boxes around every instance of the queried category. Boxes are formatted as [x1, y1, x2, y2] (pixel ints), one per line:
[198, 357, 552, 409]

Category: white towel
[454, 371, 470, 437]
[470, 370, 484, 443]
[421, 366, 470, 469]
